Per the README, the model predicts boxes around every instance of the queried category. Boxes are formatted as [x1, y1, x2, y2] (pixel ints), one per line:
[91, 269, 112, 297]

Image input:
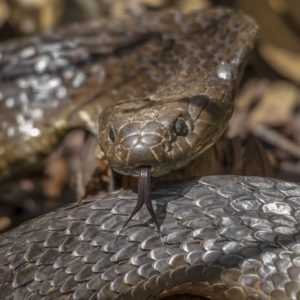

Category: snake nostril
[162, 141, 171, 152]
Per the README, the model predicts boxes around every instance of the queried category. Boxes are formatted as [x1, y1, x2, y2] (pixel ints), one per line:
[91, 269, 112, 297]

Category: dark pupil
[175, 117, 188, 136]
[108, 125, 116, 142]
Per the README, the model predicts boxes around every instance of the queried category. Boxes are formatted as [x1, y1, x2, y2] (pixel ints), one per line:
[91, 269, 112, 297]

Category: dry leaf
[249, 80, 299, 128]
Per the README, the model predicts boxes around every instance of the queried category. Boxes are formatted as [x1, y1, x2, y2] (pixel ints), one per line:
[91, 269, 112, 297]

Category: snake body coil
[1, 176, 300, 300]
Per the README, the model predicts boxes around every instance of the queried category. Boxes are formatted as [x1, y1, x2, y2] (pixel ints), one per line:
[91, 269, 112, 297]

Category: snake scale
[0, 6, 298, 300]
[1, 176, 300, 300]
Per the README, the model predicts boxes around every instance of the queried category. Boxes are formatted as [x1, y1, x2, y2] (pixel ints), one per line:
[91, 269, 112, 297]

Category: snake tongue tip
[121, 167, 163, 240]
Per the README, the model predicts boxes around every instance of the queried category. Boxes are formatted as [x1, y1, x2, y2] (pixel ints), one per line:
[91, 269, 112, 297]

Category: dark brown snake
[1, 7, 297, 300]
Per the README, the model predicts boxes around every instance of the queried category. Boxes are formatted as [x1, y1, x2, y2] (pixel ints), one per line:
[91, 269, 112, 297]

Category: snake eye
[174, 117, 189, 137]
[108, 125, 116, 142]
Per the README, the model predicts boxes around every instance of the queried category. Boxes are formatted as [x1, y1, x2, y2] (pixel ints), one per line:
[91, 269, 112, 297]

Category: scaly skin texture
[0, 175, 300, 299]
[0, 7, 258, 180]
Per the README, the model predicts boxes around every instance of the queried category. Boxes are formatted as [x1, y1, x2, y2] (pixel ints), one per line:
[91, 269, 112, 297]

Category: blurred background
[0, 0, 300, 233]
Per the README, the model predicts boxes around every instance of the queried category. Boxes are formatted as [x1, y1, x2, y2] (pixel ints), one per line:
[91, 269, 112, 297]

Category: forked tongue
[117, 167, 163, 242]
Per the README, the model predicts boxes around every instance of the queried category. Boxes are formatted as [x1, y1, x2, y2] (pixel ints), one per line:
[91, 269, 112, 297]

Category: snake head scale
[98, 92, 234, 177]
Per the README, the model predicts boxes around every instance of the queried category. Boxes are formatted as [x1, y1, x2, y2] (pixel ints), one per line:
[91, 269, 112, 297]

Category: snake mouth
[118, 166, 162, 239]
[112, 164, 160, 177]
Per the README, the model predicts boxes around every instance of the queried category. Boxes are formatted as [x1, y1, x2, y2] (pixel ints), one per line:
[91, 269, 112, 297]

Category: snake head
[97, 89, 233, 177]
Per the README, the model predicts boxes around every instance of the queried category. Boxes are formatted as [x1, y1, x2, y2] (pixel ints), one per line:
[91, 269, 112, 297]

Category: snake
[1, 6, 295, 300]
[0, 6, 258, 234]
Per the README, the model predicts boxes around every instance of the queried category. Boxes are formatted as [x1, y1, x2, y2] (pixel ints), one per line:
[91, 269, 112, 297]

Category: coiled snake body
[1, 175, 300, 300]
[0, 7, 296, 300]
